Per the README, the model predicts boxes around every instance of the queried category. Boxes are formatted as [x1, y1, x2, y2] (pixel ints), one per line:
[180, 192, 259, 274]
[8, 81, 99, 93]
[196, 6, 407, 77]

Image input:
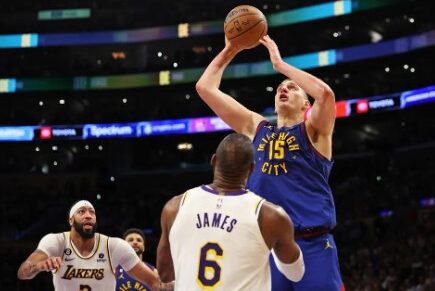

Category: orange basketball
[224, 5, 268, 49]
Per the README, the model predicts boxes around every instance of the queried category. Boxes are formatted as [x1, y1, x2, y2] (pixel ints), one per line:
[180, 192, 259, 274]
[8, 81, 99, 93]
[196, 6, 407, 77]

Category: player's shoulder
[107, 236, 135, 254]
[164, 191, 189, 212]
[40, 232, 67, 243]
[107, 236, 127, 247]
[260, 200, 292, 225]
[37, 232, 68, 256]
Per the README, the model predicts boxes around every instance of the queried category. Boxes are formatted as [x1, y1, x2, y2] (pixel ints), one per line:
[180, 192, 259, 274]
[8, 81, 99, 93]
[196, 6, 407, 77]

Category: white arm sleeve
[36, 233, 65, 257]
[109, 237, 140, 272]
[271, 245, 305, 282]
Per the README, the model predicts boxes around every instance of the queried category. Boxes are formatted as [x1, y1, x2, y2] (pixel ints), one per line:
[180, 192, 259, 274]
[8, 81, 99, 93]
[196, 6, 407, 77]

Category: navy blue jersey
[116, 263, 154, 291]
[247, 121, 336, 230]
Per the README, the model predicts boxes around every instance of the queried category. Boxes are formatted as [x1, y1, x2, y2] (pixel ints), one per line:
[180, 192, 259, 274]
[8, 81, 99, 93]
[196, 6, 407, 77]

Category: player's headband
[69, 200, 94, 218]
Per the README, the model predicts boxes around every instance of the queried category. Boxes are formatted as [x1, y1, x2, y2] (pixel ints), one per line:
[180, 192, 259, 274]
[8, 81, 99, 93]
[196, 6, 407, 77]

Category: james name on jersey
[196, 211, 237, 233]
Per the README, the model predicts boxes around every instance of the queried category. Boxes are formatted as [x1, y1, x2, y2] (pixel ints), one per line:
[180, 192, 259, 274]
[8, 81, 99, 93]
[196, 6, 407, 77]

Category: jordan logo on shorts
[325, 239, 333, 250]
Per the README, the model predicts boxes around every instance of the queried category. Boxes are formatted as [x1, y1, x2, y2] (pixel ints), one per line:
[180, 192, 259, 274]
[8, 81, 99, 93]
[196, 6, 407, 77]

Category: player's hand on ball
[225, 36, 245, 53]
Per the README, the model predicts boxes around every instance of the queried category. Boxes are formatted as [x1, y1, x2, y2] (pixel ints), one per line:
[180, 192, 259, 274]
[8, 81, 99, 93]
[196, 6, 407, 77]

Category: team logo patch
[97, 253, 106, 262]
[216, 198, 223, 209]
[64, 248, 72, 256]
[325, 239, 334, 250]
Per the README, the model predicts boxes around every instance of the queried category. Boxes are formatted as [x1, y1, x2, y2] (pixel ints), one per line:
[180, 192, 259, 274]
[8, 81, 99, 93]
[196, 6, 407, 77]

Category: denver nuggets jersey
[247, 121, 336, 230]
[52, 232, 115, 291]
[169, 185, 271, 291]
[116, 263, 154, 291]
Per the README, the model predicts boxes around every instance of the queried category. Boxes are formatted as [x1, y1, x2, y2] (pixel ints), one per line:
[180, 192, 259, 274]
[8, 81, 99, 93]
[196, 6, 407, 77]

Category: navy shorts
[271, 233, 344, 291]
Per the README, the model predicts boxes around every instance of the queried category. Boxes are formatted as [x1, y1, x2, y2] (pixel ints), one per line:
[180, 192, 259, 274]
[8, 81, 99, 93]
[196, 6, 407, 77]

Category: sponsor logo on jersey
[97, 252, 107, 262]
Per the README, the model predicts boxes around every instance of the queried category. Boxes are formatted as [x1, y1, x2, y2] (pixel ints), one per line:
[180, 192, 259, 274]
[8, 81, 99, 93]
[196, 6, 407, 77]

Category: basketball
[224, 5, 268, 49]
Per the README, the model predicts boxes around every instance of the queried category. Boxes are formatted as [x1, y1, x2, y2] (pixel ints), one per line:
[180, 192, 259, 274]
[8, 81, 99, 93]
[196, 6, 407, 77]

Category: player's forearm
[17, 260, 40, 280]
[151, 280, 174, 291]
[158, 262, 175, 283]
[196, 46, 238, 92]
[128, 262, 161, 290]
[275, 61, 335, 102]
[142, 269, 160, 289]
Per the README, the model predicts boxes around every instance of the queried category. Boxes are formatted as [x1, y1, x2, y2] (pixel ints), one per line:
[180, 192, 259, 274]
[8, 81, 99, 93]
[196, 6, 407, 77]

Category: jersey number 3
[197, 242, 223, 289]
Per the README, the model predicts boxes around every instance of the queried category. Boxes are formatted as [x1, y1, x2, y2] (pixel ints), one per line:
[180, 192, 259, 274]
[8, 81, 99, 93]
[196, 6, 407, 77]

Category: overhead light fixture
[369, 30, 383, 43]
[112, 51, 126, 59]
[177, 142, 193, 151]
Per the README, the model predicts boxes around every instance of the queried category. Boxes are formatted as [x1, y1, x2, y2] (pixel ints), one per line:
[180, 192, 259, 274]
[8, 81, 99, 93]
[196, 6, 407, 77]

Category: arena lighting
[112, 52, 126, 60]
[0, 127, 34, 141]
[1, 30, 434, 94]
[400, 85, 435, 108]
[379, 210, 393, 218]
[37, 9, 91, 21]
[0, 84, 433, 142]
[177, 142, 193, 151]
[419, 197, 435, 207]
[0, 0, 402, 49]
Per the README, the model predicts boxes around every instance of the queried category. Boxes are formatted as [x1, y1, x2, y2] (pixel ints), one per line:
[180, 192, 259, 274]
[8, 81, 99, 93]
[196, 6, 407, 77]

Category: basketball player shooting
[195, 5, 344, 290]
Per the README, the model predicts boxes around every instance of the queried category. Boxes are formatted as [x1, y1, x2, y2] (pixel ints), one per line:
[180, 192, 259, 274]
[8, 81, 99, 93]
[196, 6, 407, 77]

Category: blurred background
[1, 0, 434, 289]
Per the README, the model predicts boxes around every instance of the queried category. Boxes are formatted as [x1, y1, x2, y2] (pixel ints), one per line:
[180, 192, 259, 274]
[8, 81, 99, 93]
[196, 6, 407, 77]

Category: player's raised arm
[260, 34, 336, 157]
[195, 40, 265, 140]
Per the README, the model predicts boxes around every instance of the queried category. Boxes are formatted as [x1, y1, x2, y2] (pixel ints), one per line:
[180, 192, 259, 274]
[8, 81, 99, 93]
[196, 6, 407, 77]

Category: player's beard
[135, 249, 144, 257]
[73, 219, 97, 239]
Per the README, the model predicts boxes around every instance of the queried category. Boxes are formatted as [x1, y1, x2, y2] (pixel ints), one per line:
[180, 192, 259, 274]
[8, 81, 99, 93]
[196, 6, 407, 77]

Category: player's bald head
[215, 133, 254, 177]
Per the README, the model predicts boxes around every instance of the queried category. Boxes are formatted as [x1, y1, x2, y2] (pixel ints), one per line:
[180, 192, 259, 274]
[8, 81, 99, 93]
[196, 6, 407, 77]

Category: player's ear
[210, 153, 217, 167]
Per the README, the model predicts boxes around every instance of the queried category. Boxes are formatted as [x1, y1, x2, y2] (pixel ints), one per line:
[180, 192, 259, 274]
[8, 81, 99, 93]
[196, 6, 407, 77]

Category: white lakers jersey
[169, 185, 271, 291]
[53, 232, 115, 291]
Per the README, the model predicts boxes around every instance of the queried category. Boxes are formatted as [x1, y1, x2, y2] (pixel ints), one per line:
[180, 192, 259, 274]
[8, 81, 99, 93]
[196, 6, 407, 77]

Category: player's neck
[277, 113, 303, 129]
[70, 230, 96, 256]
[209, 180, 246, 194]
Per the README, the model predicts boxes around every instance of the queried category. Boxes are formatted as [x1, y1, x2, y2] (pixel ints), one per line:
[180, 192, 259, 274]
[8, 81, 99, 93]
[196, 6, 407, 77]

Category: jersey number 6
[197, 242, 223, 289]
